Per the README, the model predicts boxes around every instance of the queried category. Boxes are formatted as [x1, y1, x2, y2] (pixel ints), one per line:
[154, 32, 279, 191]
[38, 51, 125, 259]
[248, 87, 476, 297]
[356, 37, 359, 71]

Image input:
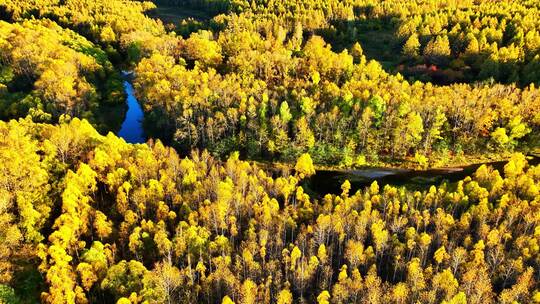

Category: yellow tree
[295, 153, 315, 178]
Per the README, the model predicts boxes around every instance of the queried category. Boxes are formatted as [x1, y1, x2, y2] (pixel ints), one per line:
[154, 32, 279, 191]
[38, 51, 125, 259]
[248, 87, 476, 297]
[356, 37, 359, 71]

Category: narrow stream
[114, 70, 539, 194]
[117, 71, 145, 143]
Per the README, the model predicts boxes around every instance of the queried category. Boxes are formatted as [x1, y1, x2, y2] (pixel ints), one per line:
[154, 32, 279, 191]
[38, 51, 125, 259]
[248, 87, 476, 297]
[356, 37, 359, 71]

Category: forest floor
[148, 5, 211, 24]
[356, 29, 402, 72]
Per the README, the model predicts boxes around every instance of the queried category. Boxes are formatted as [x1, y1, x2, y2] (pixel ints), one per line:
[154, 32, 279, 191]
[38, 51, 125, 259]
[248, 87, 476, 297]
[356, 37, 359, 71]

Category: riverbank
[304, 153, 540, 196]
[249, 150, 538, 174]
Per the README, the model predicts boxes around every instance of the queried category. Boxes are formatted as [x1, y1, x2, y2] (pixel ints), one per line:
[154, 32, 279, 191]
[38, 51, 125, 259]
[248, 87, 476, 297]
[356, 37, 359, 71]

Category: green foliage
[0, 285, 20, 304]
[101, 260, 148, 299]
[279, 101, 293, 124]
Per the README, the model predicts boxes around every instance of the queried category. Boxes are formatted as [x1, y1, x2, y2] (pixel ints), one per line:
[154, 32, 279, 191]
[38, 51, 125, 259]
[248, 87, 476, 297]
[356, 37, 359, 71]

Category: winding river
[115, 72, 539, 194]
[117, 71, 145, 144]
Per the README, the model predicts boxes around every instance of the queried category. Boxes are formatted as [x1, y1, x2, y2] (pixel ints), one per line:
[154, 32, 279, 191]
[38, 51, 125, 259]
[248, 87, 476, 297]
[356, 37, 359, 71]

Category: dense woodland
[2, 117, 540, 304]
[1, 0, 540, 303]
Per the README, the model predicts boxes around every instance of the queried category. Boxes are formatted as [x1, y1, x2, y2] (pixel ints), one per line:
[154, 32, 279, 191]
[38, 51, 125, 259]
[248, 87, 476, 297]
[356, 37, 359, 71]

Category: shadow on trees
[316, 16, 469, 85]
[0, 5, 13, 21]
[316, 11, 540, 87]
[315, 12, 402, 72]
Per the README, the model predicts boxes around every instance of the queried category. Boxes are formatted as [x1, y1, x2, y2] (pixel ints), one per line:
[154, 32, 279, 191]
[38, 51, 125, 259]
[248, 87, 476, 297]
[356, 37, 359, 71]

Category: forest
[0, 0, 539, 303]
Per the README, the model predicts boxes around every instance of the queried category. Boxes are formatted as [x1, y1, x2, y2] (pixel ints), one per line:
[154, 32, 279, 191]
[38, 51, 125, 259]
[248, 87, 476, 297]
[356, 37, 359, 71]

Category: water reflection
[118, 72, 145, 144]
[307, 156, 540, 195]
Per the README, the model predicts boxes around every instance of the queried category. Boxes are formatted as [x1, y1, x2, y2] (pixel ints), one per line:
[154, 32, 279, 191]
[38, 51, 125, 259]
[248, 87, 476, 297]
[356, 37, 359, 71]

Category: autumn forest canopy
[0, 0, 540, 303]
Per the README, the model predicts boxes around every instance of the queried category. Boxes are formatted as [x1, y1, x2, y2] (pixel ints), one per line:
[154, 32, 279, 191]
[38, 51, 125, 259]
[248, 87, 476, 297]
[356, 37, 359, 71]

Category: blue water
[118, 73, 145, 143]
